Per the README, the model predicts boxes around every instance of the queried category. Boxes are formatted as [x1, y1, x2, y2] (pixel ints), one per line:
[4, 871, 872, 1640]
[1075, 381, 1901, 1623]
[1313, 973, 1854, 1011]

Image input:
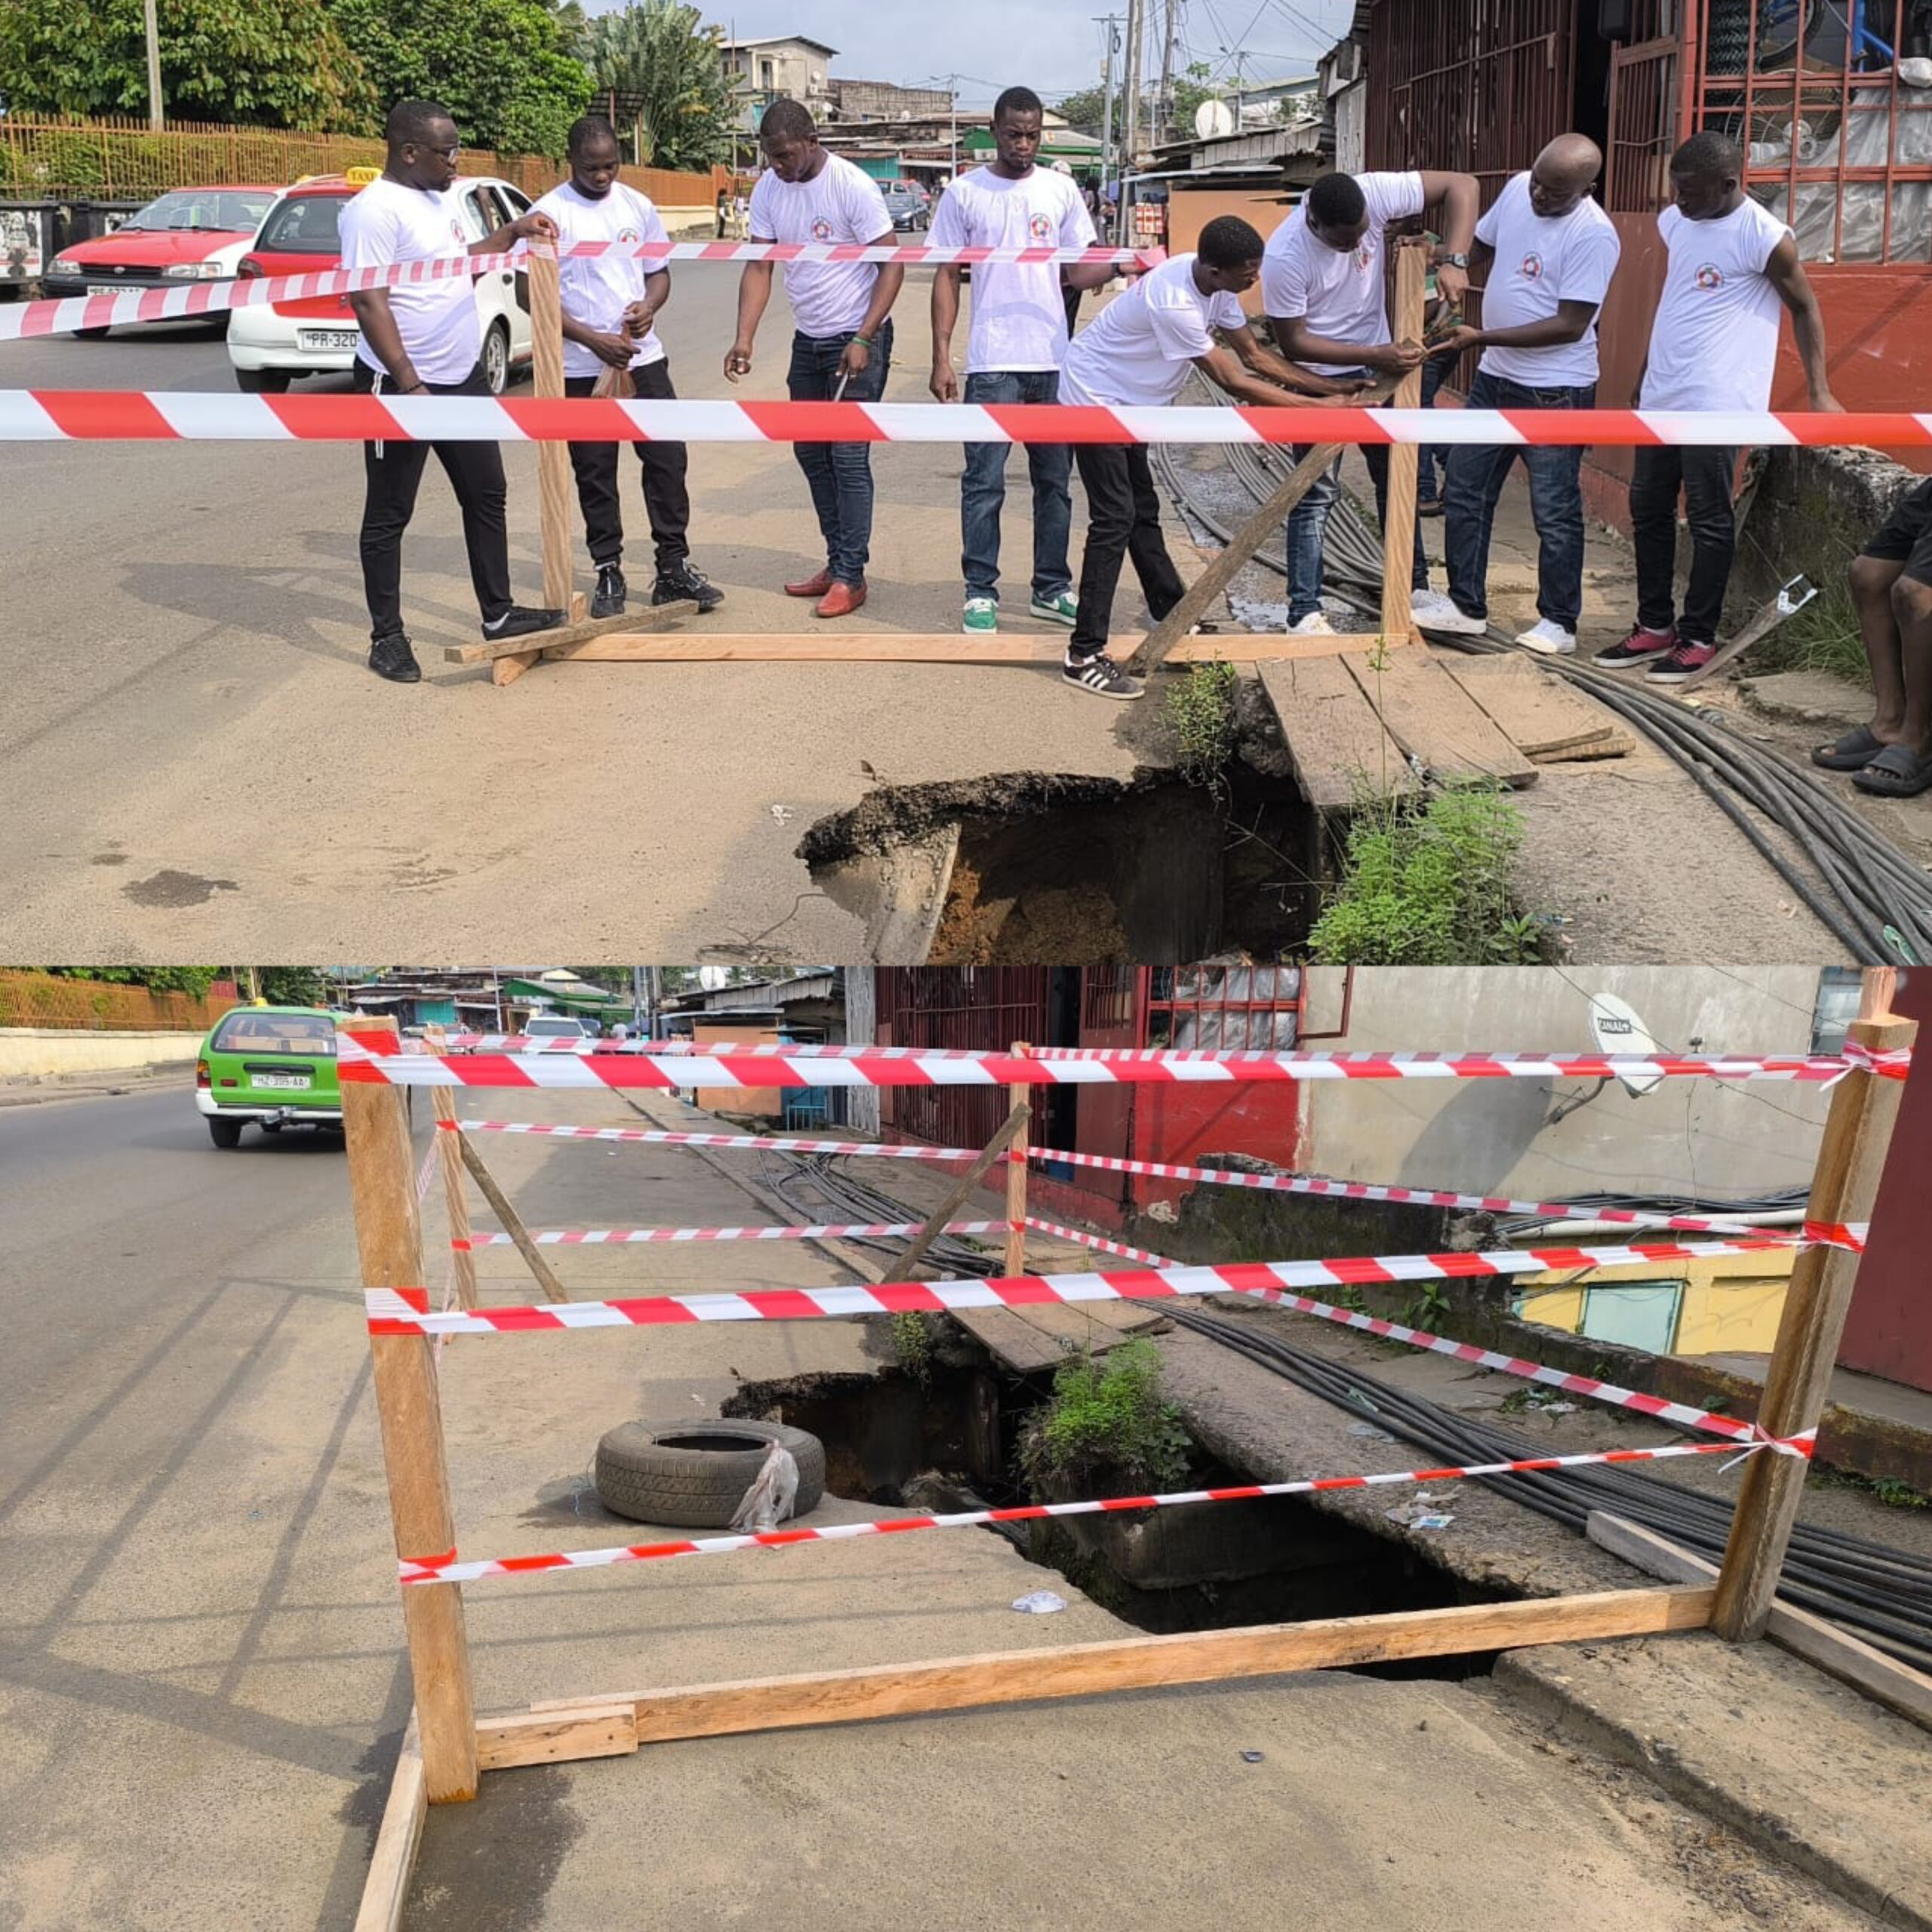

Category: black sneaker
[589, 564, 627, 619]
[368, 631, 420, 683]
[1062, 652, 1143, 701]
[654, 562, 724, 613]
[481, 604, 566, 641]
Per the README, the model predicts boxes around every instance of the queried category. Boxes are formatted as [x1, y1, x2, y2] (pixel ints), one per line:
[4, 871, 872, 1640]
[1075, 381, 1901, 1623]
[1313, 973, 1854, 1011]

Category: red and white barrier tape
[454, 1118, 962, 1155]
[414, 1137, 439, 1204]
[397, 1430, 1814, 1586]
[0, 242, 1157, 346]
[455, 1217, 1010, 1249]
[1020, 1217, 1179, 1266]
[14, 394, 1932, 450]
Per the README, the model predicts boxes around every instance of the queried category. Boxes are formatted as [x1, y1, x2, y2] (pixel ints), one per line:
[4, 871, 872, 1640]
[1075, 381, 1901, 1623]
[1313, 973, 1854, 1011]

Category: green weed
[1017, 1339, 1192, 1497]
[1165, 660, 1239, 788]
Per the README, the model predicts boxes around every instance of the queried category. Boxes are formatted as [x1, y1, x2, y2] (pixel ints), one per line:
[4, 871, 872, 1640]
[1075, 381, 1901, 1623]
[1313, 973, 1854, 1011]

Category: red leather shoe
[784, 568, 834, 598]
[814, 579, 867, 619]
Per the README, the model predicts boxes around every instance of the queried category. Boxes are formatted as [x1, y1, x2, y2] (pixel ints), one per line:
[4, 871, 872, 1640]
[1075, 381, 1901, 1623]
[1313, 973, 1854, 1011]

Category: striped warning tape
[1020, 1217, 1179, 1266]
[455, 1218, 1011, 1249]
[396, 1430, 1814, 1585]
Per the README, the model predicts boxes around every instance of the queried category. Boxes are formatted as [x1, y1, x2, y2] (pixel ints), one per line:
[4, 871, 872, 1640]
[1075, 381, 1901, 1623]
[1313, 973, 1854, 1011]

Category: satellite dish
[1194, 97, 1236, 139]
[1588, 992, 1664, 1097]
[697, 965, 733, 991]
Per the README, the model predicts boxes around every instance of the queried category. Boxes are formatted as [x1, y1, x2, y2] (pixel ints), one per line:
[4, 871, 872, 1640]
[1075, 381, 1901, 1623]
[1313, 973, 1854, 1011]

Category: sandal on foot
[1812, 724, 1887, 771]
[1852, 743, 1932, 798]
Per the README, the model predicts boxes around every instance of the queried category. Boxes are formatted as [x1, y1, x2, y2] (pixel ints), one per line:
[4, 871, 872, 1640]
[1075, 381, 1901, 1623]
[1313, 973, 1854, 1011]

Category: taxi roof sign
[345, 166, 381, 186]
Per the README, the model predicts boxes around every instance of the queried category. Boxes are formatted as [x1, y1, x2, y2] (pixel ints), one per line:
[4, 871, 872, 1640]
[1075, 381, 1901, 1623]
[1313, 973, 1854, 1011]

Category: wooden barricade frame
[346, 975, 1915, 1927]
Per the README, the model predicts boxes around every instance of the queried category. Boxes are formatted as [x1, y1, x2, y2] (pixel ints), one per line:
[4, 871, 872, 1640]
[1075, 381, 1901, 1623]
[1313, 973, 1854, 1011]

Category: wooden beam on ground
[878, 1100, 1030, 1282]
[535, 632, 1397, 666]
[1255, 654, 1417, 811]
[1441, 655, 1624, 760]
[503, 1586, 1710, 1757]
[476, 1703, 638, 1772]
[1341, 648, 1538, 788]
[441, 598, 691, 667]
[1124, 374, 1401, 678]
[351, 1712, 426, 1932]
[1712, 980, 1917, 1641]
[1589, 1512, 1932, 1733]
[343, 1020, 478, 1804]
[455, 1129, 572, 1304]
[1380, 245, 1426, 645]
[1003, 1041, 1030, 1278]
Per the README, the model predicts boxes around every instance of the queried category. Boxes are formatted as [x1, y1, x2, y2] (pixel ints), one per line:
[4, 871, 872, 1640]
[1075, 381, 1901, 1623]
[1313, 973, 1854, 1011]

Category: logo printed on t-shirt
[1696, 263, 1724, 290]
[617, 225, 642, 244]
[810, 216, 834, 242]
[1519, 251, 1544, 280]
[1029, 212, 1053, 243]
[450, 219, 466, 245]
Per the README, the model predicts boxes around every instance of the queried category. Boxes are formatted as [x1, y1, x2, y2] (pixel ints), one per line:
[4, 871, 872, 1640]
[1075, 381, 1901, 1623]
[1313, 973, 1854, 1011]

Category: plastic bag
[729, 1439, 801, 1533]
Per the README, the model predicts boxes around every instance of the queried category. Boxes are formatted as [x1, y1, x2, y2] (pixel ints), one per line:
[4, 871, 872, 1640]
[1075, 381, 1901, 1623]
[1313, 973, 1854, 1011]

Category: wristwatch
[1440, 251, 1470, 269]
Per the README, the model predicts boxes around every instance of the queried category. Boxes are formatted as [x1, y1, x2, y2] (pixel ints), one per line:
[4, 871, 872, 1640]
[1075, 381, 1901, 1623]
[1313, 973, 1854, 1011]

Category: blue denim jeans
[961, 368, 1072, 601]
[787, 320, 893, 583]
[1417, 353, 1447, 506]
[1443, 368, 1594, 629]
[1284, 426, 1429, 625]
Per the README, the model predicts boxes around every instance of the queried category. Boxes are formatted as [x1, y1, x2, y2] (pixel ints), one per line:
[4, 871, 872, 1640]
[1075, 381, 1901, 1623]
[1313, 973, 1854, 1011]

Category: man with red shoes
[724, 100, 903, 619]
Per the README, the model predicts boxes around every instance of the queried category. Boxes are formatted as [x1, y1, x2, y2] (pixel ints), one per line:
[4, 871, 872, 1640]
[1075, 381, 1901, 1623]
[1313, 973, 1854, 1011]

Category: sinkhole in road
[724, 1353, 1503, 1678]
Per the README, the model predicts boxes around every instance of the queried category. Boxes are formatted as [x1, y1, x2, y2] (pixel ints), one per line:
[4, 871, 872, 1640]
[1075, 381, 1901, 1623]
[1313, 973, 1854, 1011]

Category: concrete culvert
[593, 1419, 826, 1527]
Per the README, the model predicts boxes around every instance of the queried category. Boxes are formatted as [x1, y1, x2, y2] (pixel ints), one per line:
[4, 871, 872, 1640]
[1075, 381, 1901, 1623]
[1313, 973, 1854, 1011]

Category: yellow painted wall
[1512, 1250, 1795, 1357]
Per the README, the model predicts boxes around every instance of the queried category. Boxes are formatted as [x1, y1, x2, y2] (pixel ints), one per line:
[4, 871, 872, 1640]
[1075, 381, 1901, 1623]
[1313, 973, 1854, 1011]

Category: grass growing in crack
[1810, 1465, 1929, 1510]
[1310, 783, 1546, 964]
[1745, 574, 1869, 685]
[890, 1310, 937, 1383]
[1165, 660, 1239, 789]
[1017, 1338, 1192, 1498]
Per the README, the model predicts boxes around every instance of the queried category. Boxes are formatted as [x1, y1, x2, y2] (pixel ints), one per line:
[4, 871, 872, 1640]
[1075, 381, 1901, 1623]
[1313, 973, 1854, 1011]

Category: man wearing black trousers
[343, 98, 565, 684]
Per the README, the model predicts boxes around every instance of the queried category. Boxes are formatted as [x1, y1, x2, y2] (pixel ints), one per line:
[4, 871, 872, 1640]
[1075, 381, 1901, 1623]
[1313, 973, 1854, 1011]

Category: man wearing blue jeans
[1429, 134, 1623, 654]
[929, 87, 1115, 632]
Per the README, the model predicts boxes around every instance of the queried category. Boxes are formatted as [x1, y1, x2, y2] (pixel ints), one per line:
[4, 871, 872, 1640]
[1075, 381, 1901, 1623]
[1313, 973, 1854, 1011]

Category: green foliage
[1743, 574, 1869, 685]
[1059, 60, 1215, 140]
[0, 0, 374, 128]
[325, 0, 591, 155]
[1165, 660, 1238, 788]
[1018, 1340, 1191, 1497]
[43, 964, 222, 997]
[1400, 1281, 1451, 1331]
[1309, 786, 1546, 965]
[579, 0, 739, 171]
[1054, 85, 1106, 136]
[889, 1311, 937, 1383]
[257, 967, 331, 1007]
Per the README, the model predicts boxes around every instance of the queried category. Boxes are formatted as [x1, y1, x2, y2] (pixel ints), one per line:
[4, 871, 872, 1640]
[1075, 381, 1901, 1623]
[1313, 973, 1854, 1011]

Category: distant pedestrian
[724, 100, 903, 619]
[532, 116, 722, 620]
[342, 99, 565, 683]
[928, 85, 1113, 635]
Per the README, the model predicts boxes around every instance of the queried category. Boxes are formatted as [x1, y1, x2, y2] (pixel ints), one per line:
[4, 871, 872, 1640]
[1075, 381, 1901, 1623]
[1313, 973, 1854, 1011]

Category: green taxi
[195, 1004, 351, 1148]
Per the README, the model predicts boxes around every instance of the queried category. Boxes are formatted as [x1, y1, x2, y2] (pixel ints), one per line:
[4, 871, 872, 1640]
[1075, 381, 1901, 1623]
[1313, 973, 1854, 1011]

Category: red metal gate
[1607, 34, 1685, 211]
[873, 968, 1052, 1152]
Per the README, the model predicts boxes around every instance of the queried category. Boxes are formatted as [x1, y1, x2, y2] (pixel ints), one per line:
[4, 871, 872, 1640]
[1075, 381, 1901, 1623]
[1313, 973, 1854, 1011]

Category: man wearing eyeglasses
[343, 98, 566, 683]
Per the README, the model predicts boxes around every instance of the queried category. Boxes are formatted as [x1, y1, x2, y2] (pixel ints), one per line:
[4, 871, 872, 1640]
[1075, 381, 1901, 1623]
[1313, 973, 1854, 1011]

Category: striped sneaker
[1062, 652, 1144, 700]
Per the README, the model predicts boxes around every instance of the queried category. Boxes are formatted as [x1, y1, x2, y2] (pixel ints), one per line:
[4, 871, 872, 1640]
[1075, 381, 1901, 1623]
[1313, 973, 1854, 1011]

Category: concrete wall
[0, 1029, 202, 1078]
[1300, 966, 1830, 1199]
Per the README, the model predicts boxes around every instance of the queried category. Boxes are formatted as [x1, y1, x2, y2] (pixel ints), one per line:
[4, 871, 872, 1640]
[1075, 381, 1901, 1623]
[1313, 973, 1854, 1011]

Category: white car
[225, 168, 534, 394]
[523, 1014, 597, 1040]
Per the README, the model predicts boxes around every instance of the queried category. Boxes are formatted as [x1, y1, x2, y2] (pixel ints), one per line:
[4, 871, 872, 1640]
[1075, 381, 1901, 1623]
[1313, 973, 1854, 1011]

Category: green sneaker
[961, 595, 998, 635]
[1029, 589, 1078, 626]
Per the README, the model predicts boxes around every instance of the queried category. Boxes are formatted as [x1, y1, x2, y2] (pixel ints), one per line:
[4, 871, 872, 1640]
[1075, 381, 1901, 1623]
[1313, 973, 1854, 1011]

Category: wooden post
[526, 242, 574, 614]
[1710, 973, 1916, 1641]
[1004, 1041, 1031, 1277]
[341, 1020, 478, 1804]
[1379, 243, 1426, 645]
[435, 1096, 479, 1312]
[456, 1130, 573, 1303]
[878, 1100, 1032, 1282]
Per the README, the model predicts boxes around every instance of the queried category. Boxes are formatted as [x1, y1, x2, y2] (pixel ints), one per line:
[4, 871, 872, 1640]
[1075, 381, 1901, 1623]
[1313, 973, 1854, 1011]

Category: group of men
[340, 95, 1929, 786]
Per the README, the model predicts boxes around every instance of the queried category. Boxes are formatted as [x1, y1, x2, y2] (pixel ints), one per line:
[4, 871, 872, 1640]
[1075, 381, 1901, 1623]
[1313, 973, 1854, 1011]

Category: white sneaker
[1515, 617, 1577, 656]
[1411, 589, 1487, 635]
[1288, 611, 1337, 636]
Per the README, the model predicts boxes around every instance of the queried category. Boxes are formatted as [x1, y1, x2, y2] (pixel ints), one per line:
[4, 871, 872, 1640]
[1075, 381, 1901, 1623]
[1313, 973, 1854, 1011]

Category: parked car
[523, 1014, 596, 1041]
[224, 168, 534, 395]
[195, 1005, 351, 1148]
[882, 186, 927, 233]
[43, 185, 284, 337]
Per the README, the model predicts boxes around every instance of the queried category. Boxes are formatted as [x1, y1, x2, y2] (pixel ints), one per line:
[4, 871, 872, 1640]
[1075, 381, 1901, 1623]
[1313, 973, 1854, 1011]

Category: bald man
[1429, 135, 1623, 655]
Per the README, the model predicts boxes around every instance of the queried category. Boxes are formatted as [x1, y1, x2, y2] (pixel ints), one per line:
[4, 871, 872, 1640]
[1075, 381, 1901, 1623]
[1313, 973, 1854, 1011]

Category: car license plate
[254, 1072, 312, 1090]
[86, 284, 125, 297]
[298, 328, 360, 352]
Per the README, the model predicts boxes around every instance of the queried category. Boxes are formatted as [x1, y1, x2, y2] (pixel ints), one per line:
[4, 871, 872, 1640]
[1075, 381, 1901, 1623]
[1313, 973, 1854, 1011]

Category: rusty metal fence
[0, 971, 238, 1033]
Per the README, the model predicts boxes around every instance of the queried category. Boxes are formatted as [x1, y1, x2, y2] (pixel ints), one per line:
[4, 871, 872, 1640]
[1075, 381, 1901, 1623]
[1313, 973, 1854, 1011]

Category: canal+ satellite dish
[1588, 992, 1664, 1097]
[1195, 98, 1237, 139]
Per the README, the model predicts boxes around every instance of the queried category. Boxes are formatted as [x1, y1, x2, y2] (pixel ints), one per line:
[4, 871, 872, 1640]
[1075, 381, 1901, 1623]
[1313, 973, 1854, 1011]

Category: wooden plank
[1712, 989, 1918, 1640]
[1255, 654, 1417, 811]
[343, 1019, 477, 1805]
[950, 1305, 1071, 1374]
[527, 245, 574, 613]
[476, 1704, 638, 1773]
[1001, 1300, 1161, 1357]
[442, 600, 695, 667]
[516, 1586, 1712, 1745]
[878, 1100, 1029, 1282]
[1004, 1042, 1030, 1277]
[540, 598, 697, 660]
[456, 1130, 571, 1304]
[1531, 731, 1635, 764]
[1587, 1512, 1932, 1734]
[352, 1712, 426, 1932]
[1442, 655, 1622, 758]
[1341, 648, 1539, 788]
[539, 632, 1398, 665]
[1380, 245, 1426, 644]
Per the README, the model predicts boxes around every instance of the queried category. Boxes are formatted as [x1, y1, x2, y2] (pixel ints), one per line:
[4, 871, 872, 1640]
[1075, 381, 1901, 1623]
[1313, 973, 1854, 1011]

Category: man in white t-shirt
[533, 117, 721, 621]
[1057, 216, 1358, 700]
[724, 100, 903, 620]
[1428, 134, 1623, 657]
[1262, 165, 1479, 635]
[1597, 130, 1839, 683]
[341, 100, 565, 684]
[928, 86, 1113, 635]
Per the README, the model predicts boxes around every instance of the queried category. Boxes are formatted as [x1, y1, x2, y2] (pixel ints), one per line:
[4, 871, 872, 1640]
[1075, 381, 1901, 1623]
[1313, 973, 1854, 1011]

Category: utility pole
[1121, 0, 1144, 241]
[143, 0, 163, 131]
[1156, 0, 1180, 144]
[1095, 14, 1121, 231]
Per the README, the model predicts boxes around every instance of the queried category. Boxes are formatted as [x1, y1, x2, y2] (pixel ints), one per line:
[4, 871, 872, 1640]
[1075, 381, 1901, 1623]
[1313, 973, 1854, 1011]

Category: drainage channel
[724, 1346, 1509, 1679]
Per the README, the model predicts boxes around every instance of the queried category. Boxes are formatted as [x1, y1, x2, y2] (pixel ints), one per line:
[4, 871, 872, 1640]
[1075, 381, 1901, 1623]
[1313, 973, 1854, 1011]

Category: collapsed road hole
[725, 1354, 1507, 1678]
[798, 762, 1318, 964]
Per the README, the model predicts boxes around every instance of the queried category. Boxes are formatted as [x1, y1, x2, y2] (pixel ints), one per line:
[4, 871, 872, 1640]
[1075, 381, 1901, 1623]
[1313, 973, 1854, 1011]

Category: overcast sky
[584, 0, 1358, 106]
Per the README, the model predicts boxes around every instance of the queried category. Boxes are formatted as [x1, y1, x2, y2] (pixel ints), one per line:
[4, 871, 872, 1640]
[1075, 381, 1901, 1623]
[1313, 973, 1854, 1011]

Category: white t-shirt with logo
[1260, 171, 1425, 374]
[1473, 171, 1623, 387]
[338, 176, 480, 386]
[928, 166, 1097, 373]
[748, 152, 893, 339]
[1642, 198, 1792, 412]
[533, 179, 670, 380]
[1060, 254, 1248, 408]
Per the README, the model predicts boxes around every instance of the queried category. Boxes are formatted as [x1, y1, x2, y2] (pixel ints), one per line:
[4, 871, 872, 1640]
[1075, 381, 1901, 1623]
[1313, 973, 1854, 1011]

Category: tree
[0, 0, 374, 128]
[1056, 84, 1106, 136]
[257, 967, 331, 1006]
[44, 965, 223, 997]
[579, 1, 740, 172]
[325, 0, 592, 155]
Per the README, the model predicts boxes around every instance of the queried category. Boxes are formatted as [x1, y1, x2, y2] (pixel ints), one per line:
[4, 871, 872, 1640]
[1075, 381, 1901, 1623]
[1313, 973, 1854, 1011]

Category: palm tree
[580, 1, 742, 172]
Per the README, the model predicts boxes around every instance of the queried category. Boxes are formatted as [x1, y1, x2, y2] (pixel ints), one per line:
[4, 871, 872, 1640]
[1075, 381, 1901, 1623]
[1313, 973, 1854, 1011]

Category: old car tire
[207, 1117, 245, 1149]
[594, 1419, 825, 1527]
[75, 326, 113, 340]
[234, 367, 291, 393]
